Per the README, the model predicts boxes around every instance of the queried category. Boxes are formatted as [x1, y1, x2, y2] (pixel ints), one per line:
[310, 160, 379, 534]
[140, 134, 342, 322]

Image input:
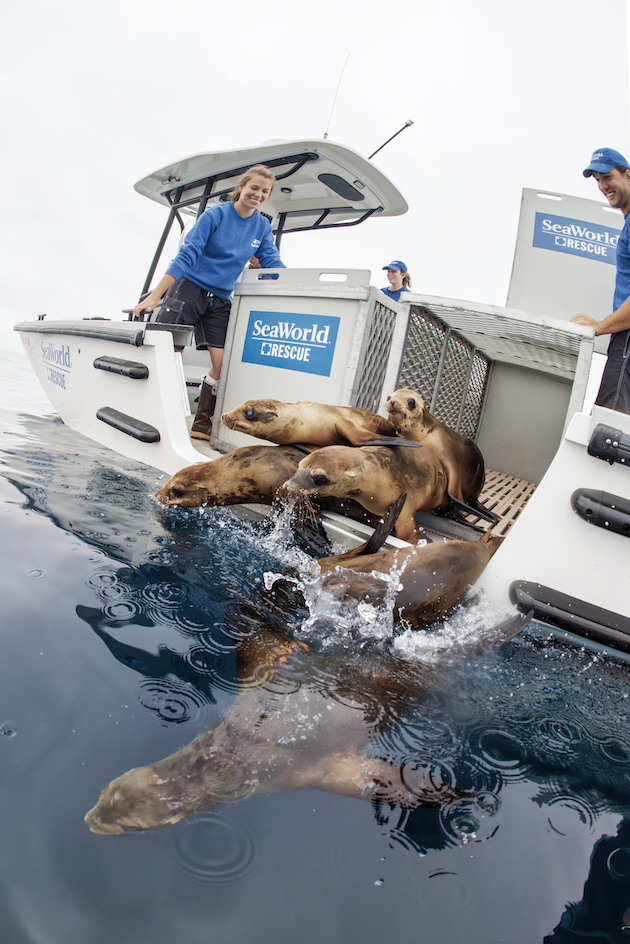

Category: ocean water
[2, 347, 630, 944]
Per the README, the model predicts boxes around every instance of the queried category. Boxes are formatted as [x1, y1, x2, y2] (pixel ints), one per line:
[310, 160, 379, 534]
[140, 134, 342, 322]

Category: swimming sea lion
[386, 388, 499, 524]
[316, 530, 504, 628]
[221, 399, 422, 448]
[155, 444, 313, 507]
[282, 444, 448, 543]
[85, 609, 530, 836]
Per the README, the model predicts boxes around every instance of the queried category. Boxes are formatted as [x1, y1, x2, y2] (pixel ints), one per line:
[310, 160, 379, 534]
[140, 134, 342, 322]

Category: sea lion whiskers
[274, 487, 319, 531]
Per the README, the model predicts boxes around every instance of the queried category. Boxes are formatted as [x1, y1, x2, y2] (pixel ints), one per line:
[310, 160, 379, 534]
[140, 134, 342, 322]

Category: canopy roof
[134, 139, 408, 239]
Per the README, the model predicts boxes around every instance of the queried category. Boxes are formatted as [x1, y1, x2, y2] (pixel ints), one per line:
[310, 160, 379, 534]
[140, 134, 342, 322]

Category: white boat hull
[16, 321, 219, 475]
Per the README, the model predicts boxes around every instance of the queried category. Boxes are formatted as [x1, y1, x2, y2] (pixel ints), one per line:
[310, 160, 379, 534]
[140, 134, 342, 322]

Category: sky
[1, 0, 629, 353]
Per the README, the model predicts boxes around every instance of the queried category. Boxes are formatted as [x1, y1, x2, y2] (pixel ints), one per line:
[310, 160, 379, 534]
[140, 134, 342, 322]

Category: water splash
[393, 592, 523, 664]
[264, 558, 406, 645]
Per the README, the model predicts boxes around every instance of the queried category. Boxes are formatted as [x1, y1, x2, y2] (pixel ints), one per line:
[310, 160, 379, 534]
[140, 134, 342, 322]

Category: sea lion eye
[407, 398, 416, 410]
[171, 487, 184, 498]
[312, 474, 329, 486]
[244, 409, 255, 419]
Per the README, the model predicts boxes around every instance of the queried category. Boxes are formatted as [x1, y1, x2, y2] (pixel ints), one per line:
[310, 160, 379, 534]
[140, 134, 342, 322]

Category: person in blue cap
[381, 260, 412, 302]
[571, 147, 630, 413]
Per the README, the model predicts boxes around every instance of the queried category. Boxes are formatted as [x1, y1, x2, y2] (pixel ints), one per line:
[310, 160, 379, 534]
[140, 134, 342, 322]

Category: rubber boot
[191, 381, 216, 441]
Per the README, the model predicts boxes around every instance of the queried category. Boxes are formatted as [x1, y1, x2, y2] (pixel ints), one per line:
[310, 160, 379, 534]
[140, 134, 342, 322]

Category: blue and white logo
[40, 341, 71, 390]
[533, 212, 620, 265]
[241, 310, 340, 376]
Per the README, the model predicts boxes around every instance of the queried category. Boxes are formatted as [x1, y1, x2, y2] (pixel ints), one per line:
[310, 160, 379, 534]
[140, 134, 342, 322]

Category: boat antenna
[368, 120, 414, 160]
[323, 53, 351, 140]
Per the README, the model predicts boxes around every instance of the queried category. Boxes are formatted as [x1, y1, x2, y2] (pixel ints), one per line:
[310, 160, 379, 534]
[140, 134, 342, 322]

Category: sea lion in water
[282, 444, 448, 543]
[85, 610, 530, 836]
[155, 444, 313, 507]
[386, 388, 499, 523]
[316, 530, 504, 628]
[221, 399, 422, 448]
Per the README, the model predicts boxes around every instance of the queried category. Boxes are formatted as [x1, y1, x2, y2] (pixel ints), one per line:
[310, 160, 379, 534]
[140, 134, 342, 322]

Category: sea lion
[155, 444, 313, 507]
[386, 388, 499, 523]
[221, 399, 422, 448]
[85, 609, 530, 836]
[316, 530, 504, 628]
[281, 444, 448, 543]
[153, 444, 384, 544]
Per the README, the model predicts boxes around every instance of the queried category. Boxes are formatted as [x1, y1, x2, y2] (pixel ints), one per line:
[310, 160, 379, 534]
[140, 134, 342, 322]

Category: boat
[13, 139, 630, 652]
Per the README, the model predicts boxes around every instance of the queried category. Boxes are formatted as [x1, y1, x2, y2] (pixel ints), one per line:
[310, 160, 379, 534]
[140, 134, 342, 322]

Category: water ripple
[138, 678, 211, 726]
[607, 846, 630, 880]
[141, 582, 189, 608]
[545, 794, 597, 837]
[165, 813, 257, 883]
[438, 792, 502, 846]
[102, 600, 142, 622]
[466, 726, 532, 782]
[418, 870, 474, 913]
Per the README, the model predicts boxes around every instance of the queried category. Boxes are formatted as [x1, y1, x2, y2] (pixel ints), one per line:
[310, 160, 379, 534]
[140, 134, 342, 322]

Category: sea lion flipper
[317, 494, 407, 570]
[360, 493, 407, 556]
[436, 502, 486, 533]
[293, 442, 323, 455]
[464, 497, 501, 523]
[447, 493, 499, 525]
[354, 435, 425, 448]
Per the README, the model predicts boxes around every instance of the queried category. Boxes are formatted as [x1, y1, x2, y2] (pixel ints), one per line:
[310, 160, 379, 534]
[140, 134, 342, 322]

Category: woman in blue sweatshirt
[133, 164, 285, 439]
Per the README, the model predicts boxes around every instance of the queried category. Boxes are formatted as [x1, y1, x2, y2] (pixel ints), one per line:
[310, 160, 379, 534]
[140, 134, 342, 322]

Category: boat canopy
[135, 139, 408, 235]
[134, 139, 408, 297]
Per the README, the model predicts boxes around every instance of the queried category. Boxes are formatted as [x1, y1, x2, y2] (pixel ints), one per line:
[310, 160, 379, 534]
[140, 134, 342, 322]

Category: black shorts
[156, 277, 232, 350]
[595, 329, 630, 414]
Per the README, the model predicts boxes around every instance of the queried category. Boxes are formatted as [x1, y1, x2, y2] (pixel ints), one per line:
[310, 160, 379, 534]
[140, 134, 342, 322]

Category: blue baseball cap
[382, 260, 407, 272]
[583, 147, 630, 177]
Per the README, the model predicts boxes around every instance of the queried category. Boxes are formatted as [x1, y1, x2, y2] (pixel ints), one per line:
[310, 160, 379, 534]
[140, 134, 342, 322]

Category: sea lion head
[282, 446, 364, 499]
[155, 464, 213, 506]
[221, 399, 282, 437]
[386, 389, 429, 435]
[85, 766, 188, 835]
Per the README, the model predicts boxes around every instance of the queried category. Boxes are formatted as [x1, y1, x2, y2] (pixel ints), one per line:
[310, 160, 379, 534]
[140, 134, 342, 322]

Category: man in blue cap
[381, 260, 412, 302]
[571, 147, 630, 413]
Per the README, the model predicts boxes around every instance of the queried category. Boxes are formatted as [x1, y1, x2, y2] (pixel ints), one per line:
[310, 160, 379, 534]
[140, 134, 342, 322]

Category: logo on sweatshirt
[241, 310, 340, 376]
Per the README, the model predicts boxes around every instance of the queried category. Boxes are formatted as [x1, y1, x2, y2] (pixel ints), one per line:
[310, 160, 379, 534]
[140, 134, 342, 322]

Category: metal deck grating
[463, 469, 536, 536]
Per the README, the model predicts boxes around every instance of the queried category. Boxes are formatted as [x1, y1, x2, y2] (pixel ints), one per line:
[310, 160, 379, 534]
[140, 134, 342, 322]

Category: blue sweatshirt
[614, 213, 630, 313]
[380, 285, 410, 302]
[167, 202, 285, 301]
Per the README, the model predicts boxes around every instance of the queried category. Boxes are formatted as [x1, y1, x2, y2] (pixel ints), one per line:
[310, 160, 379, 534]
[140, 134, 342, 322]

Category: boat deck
[463, 469, 537, 536]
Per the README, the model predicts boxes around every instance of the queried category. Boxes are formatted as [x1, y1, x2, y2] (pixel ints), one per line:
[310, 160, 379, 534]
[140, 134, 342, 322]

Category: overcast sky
[1, 0, 628, 353]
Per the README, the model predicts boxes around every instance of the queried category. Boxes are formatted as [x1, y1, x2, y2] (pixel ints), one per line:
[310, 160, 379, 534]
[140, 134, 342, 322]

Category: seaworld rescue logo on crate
[241, 310, 340, 376]
[533, 212, 620, 265]
[40, 340, 71, 390]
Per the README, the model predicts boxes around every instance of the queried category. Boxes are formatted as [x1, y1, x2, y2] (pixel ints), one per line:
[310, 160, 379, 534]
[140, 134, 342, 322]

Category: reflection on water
[3, 350, 630, 943]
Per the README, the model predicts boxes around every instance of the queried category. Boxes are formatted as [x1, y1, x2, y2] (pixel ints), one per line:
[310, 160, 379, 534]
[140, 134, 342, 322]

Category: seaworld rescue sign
[40, 340, 71, 390]
[241, 310, 340, 376]
[533, 211, 620, 265]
